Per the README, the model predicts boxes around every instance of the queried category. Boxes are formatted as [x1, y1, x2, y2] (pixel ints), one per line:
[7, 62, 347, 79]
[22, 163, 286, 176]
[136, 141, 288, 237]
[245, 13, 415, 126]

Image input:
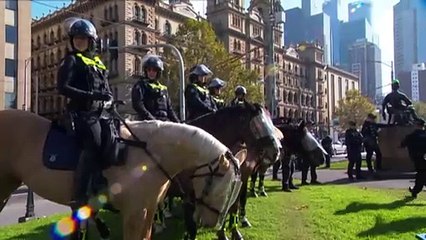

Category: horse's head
[192, 149, 247, 229]
[229, 103, 282, 165]
[278, 120, 327, 164]
[121, 121, 246, 229]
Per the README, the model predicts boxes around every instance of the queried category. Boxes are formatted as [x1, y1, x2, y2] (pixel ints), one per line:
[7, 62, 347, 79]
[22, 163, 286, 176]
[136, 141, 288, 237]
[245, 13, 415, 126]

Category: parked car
[332, 141, 347, 155]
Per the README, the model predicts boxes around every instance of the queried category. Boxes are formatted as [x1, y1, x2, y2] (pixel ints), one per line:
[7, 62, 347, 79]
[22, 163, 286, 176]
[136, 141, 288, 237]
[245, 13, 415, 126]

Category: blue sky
[33, 0, 397, 92]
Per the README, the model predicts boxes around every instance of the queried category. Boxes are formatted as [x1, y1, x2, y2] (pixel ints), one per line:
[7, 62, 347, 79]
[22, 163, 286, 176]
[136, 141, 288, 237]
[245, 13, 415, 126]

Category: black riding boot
[72, 150, 94, 209]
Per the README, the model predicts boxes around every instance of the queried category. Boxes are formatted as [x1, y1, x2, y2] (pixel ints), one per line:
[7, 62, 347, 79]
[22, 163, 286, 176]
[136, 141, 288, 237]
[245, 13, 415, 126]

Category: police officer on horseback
[207, 77, 226, 110]
[185, 64, 216, 120]
[131, 55, 180, 122]
[231, 85, 247, 106]
[382, 79, 420, 125]
[57, 19, 112, 211]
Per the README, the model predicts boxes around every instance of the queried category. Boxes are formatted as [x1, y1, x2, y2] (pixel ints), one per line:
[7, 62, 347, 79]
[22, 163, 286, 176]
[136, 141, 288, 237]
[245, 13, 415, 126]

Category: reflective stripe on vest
[213, 97, 224, 103]
[76, 53, 107, 70]
[148, 81, 168, 91]
[192, 83, 209, 95]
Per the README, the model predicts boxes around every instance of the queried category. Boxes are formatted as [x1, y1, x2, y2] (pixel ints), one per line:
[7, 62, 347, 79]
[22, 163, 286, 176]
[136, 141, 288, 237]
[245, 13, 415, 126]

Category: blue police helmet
[142, 54, 164, 72]
[189, 64, 213, 76]
[208, 77, 226, 89]
[68, 19, 98, 40]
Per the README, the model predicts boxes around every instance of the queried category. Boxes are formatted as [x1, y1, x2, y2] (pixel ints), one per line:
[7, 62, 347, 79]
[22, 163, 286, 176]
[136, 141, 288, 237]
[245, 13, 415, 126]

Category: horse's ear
[219, 154, 230, 171]
[298, 120, 306, 131]
[234, 149, 248, 166]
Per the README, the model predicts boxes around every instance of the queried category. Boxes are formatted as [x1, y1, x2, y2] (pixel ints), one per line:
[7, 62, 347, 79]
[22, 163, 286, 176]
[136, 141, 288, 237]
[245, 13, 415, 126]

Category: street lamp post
[22, 58, 31, 111]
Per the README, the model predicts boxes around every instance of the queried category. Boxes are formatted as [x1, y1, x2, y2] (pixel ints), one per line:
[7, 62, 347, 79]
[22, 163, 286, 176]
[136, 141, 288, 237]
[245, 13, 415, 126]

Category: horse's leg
[239, 180, 252, 228]
[216, 215, 230, 240]
[183, 201, 198, 240]
[0, 176, 21, 212]
[258, 169, 267, 197]
[122, 208, 147, 240]
[227, 200, 244, 240]
[249, 170, 258, 198]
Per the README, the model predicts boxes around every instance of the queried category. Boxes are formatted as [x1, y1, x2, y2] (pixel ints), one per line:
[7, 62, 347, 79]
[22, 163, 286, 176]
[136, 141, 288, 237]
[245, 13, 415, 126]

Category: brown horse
[0, 109, 247, 240]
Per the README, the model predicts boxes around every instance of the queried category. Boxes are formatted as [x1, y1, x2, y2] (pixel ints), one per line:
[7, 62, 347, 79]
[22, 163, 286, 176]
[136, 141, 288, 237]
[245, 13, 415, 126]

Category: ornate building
[0, 0, 31, 110]
[31, 0, 199, 119]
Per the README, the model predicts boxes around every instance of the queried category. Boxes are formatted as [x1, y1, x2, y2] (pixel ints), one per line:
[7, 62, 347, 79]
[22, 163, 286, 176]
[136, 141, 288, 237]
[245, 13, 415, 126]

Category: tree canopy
[162, 19, 263, 105]
[335, 89, 376, 129]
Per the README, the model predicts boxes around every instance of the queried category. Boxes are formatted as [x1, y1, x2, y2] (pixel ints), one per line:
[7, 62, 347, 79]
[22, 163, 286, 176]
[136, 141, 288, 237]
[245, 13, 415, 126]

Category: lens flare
[76, 206, 92, 220]
[52, 216, 76, 238]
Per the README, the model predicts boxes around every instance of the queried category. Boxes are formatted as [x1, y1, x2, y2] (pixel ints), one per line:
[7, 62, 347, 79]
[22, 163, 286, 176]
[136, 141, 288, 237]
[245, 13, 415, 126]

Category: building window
[5, 93, 17, 109]
[135, 30, 141, 45]
[134, 5, 141, 19]
[155, 18, 159, 30]
[134, 56, 141, 74]
[5, 59, 16, 77]
[104, 7, 108, 20]
[165, 21, 171, 35]
[57, 48, 62, 62]
[109, 6, 113, 21]
[5, 0, 17, 10]
[114, 4, 118, 21]
[142, 32, 147, 44]
[57, 27, 62, 41]
[5, 25, 17, 44]
[50, 30, 55, 44]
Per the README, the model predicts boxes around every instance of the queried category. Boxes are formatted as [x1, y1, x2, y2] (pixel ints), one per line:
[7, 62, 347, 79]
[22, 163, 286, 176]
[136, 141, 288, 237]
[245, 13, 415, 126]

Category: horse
[0, 108, 247, 240]
[165, 103, 280, 240]
[170, 104, 327, 240]
[251, 120, 328, 196]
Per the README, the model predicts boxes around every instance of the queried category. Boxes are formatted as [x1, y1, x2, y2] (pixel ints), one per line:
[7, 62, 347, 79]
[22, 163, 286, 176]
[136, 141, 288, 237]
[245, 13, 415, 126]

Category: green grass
[1, 180, 426, 240]
[323, 159, 370, 170]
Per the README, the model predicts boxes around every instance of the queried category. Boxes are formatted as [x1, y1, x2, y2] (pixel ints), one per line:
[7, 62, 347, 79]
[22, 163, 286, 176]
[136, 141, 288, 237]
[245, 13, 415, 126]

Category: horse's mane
[121, 120, 228, 157]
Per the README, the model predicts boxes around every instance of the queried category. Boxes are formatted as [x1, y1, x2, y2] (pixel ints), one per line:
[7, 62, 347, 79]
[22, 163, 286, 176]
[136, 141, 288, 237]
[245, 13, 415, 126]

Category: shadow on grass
[358, 216, 426, 237]
[3, 211, 186, 240]
[335, 197, 426, 215]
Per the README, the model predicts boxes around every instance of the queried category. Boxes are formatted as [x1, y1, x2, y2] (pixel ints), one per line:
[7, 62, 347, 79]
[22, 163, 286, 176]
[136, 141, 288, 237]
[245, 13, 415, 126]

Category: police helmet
[68, 19, 98, 40]
[235, 85, 247, 95]
[142, 55, 164, 72]
[392, 79, 400, 85]
[208, 78, 226, 89]
[189, 64, 212, 76]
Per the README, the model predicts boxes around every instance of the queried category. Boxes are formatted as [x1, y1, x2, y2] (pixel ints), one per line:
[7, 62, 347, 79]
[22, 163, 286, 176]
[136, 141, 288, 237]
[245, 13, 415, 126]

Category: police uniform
[131, 55, 179, 122]
[57, 19, 112, 209]
[345, 123, 364, 179]
[361, 115, 386, 171]
[401, 119, 426, 198]
[208, 77, 226, 110]
[185, 64, 216, 120]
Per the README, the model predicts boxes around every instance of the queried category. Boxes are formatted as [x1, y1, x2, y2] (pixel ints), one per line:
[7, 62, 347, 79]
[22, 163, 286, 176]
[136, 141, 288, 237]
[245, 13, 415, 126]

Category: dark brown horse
[169, 103, 325, 240]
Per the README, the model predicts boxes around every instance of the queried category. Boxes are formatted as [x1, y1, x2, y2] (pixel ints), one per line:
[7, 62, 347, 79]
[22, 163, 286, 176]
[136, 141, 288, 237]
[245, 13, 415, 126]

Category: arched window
[109, 6, 113, 21]
[104, 7, 108, 20]
[142, 32, 147, 44]
[43, 33, 47, 44]
[57, 26, 62, 41]
[233, 39, 237, 50]
[50, 52, 55, 66]
[134, 4, 140, 19]
[37, 35, 41, 47]
[164, 21, 171, 35]
[155, 18, 159, 30]
[114, 4, 118, 21]
[50, 30, 54, 43]
[141, 7, 147, 22]
[57, 48, 62, 62]
[134, 56, 141, 74]
[135, 30, 141, 45]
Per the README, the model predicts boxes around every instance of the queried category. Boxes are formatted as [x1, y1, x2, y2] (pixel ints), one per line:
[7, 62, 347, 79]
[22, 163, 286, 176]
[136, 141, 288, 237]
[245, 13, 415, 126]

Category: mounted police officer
[382, 79, 420, 125]
[185, 64, 216, 120]
[207, 77, 226, 110]
[131, 55, 179, 122]
[230, 85, 247, 106]
[361, 113, 386, 171]
[401, 118, 426, 198]
[345, 121, 364, 180]
[57, 19, 112, 212]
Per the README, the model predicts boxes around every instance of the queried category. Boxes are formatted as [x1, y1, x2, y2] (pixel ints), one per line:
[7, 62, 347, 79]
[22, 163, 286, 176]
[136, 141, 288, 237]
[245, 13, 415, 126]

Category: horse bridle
[108, 103, 241, 216]
[190, 151, 241, 215]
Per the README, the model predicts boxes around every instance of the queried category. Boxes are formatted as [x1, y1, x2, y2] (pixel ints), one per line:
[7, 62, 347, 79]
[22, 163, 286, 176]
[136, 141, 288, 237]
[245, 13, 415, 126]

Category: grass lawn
[1, 180, 426, 240]
[321, 159, 370, 170]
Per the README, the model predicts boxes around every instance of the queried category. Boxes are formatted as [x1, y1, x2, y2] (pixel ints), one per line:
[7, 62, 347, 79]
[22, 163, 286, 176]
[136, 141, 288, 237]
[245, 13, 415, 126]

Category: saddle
[43, 111, 128, 171]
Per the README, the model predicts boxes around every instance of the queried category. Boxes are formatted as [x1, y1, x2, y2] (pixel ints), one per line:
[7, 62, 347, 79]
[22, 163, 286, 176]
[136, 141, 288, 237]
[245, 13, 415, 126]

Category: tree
[335, 89, 375, 129]
[162, 19, 262, 105]
[414, 101, 426, 119]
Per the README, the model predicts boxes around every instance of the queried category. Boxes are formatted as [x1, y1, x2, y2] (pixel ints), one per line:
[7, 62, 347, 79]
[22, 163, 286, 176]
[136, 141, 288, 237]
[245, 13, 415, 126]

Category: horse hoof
[250, 189, 258, 198]
[240, 217, 252, 228]
[217, 230, 230, 240]
[259, 190, 268, 197]
[231, 229, 244, 240]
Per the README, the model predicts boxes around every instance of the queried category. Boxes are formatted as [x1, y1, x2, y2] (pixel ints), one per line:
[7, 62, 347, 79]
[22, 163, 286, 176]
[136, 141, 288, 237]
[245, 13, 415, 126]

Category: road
[0, 154, 351, 227]
[0, 191, 70, 226]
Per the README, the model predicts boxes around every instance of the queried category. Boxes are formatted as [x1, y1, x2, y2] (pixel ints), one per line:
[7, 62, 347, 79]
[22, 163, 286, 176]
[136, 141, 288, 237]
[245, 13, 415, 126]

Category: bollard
[18, 188, 36, 223]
